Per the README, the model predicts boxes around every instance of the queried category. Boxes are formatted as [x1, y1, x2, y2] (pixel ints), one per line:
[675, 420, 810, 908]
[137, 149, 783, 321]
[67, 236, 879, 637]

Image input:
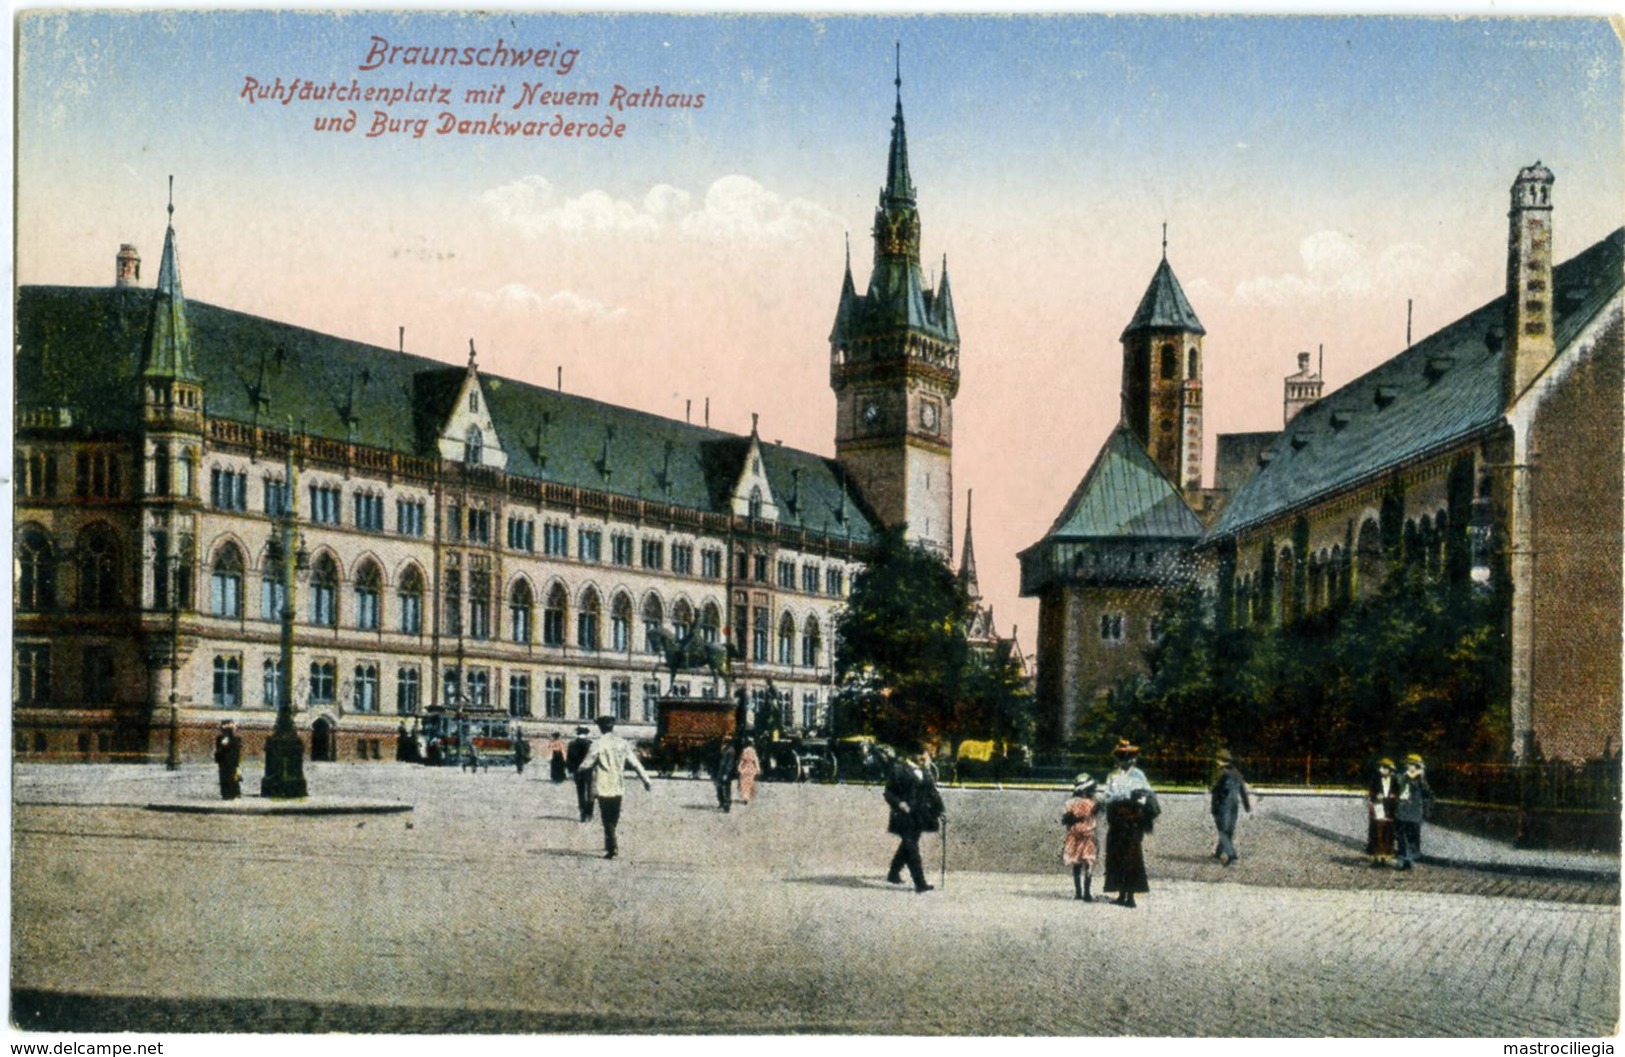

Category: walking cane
[940, 815, 948, 890]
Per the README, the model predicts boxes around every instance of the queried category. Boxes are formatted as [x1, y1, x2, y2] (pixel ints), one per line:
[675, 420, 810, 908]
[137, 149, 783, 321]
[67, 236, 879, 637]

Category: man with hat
[1367, 758, 1400, 866]
[1209, 749, 1253, 866]
[883, 743, 946, 893]
[213, 720, 243, 801]
[1102, 740, 1155, 908]
[577, 714, 652, 860]
[1394, 753, 1435, 870]
[566, 724, 596, 822]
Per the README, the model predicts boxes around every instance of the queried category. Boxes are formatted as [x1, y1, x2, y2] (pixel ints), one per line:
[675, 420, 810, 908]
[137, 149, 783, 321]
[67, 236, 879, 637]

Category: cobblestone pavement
[11, 764, 1620, 1036]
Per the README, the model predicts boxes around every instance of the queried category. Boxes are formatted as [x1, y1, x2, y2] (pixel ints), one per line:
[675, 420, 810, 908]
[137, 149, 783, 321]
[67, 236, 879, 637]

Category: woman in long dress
[737, 738, 762, 804]
[1061, 773, 1100, 901]
[1102, 740, 1154, 908]
[547, 732, 568, 784]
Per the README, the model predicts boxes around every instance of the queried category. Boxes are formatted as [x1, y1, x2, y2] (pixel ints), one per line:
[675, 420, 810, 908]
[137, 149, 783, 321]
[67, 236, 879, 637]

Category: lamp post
[261, 433, 309, 798]
[166, 577, 180, 770]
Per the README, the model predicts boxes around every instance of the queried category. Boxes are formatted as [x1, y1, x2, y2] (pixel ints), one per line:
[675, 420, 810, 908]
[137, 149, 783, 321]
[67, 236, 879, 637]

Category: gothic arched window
[210, 543, 244, 618]
[17, 528, 55, 611]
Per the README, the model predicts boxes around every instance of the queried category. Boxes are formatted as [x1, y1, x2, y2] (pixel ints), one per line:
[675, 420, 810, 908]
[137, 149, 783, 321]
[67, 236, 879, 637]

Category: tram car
[418, 705, 521, 769]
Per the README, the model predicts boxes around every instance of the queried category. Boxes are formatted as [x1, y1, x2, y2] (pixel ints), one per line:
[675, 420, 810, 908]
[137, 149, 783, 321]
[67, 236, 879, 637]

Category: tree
[833, 527, 971, 750]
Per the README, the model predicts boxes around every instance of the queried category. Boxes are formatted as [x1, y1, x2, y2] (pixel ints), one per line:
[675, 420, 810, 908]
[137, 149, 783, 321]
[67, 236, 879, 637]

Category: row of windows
[18, 451, 127, 500]
[200, 543, 831, 665]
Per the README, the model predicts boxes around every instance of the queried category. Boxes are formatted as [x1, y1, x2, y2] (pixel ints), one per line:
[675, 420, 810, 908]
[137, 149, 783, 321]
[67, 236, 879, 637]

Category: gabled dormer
[729, 416, 779, 521]
[436, 341, 508, 470]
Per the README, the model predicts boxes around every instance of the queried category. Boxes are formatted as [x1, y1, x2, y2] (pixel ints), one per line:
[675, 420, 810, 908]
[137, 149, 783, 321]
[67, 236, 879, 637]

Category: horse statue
[652, 628, 732, 691]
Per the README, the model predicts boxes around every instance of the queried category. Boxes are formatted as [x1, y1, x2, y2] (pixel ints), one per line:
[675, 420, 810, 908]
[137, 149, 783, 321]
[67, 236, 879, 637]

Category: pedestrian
[1367, 757, 1399, 867]
[883, 743, 946, 894]
[547, 731, 567, 784]
[1102, 739, 1155, 908]
[512, 727, 530, 775]
[1209, 749, 1253, 866]
[567, 725, 596, 822]
[395, 722, 414, 762]
[714, 738, 737, 812]
[1394, 753, 1435, 870]
[579, 715, 652, 860]
[1061, 772, 1101, 901]
[213, 720, 243, 801]
[737, 737, 761, 804]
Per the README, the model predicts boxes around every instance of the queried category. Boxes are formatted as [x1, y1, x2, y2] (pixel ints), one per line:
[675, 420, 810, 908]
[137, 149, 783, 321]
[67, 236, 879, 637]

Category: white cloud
[480, 174, 839, 244]
[1234, 231, 1474, 308]
[470, 283, 625, 321]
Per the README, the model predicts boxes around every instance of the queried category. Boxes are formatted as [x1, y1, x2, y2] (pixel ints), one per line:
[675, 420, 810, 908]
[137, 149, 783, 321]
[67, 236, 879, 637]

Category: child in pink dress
[1062, 773, 1101, 901]
[737, 738, 762, 804]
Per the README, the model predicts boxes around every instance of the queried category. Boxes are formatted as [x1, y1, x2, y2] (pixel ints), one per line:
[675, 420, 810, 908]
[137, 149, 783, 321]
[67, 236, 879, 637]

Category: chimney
[1283, 349, 1323, 425]
[115, 244, 141, 287]
[1504, 162, 1557, 407]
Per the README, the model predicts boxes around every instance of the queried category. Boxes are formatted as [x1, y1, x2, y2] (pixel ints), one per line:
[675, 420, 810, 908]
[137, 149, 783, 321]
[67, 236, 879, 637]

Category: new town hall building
[1022, 164, 1623, 763]
[13, 80, 979, 763]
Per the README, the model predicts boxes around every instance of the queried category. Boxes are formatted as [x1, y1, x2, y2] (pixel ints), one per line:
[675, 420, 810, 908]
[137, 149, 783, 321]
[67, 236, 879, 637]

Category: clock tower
[1120, 235, 1206, 494]
[829, 56, 960, 557]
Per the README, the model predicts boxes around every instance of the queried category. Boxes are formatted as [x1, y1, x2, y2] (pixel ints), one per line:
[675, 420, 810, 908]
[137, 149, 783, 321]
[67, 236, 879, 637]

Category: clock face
[862, 400, 882, 427]
[920, 402, 940, 432]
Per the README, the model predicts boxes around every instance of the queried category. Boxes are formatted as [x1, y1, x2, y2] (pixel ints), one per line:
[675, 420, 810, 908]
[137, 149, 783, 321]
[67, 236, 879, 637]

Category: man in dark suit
[213, 720, 243, 800]
[883, 744, 946, 893]
[566, 725, 595, 822]
[1209, 749, 1253, 866]
[714, 738, 737, 812]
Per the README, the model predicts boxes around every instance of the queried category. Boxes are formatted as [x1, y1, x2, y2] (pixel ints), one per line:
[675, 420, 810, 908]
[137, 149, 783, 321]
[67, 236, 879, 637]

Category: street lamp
[261, 432, 309, 798]
[142, 539, 191, 770]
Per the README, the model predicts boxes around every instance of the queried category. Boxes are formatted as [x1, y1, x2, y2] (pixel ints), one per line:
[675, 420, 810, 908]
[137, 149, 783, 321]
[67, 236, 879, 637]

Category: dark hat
[575, 725, 591, 735]
[1113, 739, 1140, 760]
[594, 715, 616, 732]
[220, 719, 235, 728]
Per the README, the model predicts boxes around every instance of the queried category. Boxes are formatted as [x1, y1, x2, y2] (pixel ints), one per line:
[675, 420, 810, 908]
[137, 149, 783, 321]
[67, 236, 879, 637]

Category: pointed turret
[958, 488, 981, 600]
[931, 254, 959, 343]
[1120, 234, 1208, 494]
[143, 191, 197, 383]
[1120, 257, 1206, 342]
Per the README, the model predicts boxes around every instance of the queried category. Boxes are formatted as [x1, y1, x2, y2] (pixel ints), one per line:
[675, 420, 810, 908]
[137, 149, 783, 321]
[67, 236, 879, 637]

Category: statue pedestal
[260, 727, 308, 799]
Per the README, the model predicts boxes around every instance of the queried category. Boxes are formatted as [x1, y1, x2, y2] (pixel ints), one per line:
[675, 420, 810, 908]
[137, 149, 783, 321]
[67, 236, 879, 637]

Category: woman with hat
[1060, 773, 1101, 901]
[1367, 758, 1400, 866]
[1394, 753, 1434, 870]
[1102, 740, 1156, 908]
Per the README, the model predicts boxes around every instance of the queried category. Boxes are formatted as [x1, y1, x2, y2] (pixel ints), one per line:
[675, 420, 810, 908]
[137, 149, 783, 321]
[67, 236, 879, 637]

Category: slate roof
[1120, 258, 1206, 340]
[1033, 425, 1206, 544]
[1209, 227, 1625, 540]
[16, 285, 881, 546]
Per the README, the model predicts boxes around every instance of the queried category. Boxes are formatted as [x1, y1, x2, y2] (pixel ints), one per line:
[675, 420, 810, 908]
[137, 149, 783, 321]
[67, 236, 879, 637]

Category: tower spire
[959, 489, 981, 599]
[884, 44, 914, 206]
[145, 175, 196, 382]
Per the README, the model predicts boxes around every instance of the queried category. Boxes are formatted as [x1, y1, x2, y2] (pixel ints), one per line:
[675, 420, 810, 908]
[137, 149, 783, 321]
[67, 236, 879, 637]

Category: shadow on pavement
[785, 874, 892, 890]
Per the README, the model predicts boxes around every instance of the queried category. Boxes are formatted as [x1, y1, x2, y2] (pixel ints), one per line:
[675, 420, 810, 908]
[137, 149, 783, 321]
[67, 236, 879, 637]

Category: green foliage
[1085, 571, 1509, 765]
[833, 526, 1034, 751]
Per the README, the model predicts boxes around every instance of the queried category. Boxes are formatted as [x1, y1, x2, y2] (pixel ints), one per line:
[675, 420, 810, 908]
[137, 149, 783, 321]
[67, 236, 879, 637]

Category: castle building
[13, 76, 968, 764]
[1025, 164, 1623, 762]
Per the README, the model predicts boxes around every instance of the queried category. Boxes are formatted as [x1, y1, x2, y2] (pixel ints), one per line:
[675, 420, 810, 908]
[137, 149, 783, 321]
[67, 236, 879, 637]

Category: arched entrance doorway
[311, 716, 337, 762]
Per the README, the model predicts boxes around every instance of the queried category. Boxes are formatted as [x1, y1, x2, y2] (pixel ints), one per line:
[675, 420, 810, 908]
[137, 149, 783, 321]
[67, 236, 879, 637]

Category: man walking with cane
[883, 742, 946, 894]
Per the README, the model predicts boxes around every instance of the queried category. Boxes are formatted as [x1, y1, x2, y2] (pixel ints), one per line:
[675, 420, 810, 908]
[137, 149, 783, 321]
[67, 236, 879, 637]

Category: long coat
[213, 731, 243, 800]
[1366, 773, 1399, 856]
[1210, 764, 1252, 831]
[1396, 772, 1434, 823]
[884, 761, 945, 838]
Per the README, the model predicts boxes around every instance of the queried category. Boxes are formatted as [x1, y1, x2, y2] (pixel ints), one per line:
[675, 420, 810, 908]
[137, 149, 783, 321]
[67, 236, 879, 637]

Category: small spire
[1161, 221, 1167, 261]
[751, 411, 759, 437]
[894, 41, 901, 100]
[467, 339, 477, 369]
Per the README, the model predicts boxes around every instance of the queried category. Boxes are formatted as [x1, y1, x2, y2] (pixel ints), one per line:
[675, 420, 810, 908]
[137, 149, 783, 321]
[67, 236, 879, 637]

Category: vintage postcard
[10, 7, 1623, 1049]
